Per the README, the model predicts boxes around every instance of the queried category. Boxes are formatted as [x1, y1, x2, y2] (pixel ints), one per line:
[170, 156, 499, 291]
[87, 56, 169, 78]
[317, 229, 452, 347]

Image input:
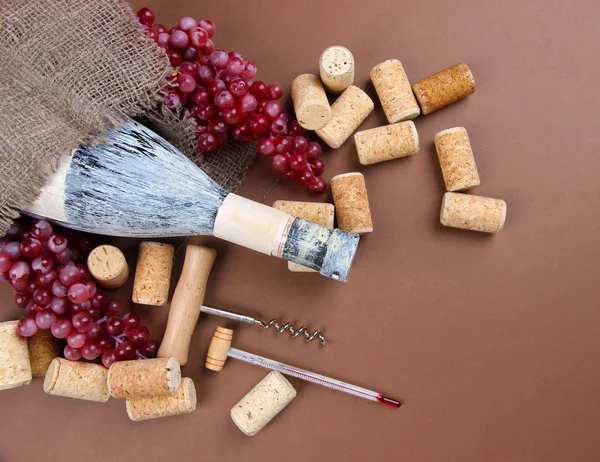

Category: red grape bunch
[136, 7, 327, 194]
[0, 219, 158, 369]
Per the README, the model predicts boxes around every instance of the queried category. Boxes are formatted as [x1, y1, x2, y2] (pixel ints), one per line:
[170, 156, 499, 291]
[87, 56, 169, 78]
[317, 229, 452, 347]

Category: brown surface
[1, 0, 600, 460]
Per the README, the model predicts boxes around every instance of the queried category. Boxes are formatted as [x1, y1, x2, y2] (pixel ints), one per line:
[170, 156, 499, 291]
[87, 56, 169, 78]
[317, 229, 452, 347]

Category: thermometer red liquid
[227, 347, 401, 409]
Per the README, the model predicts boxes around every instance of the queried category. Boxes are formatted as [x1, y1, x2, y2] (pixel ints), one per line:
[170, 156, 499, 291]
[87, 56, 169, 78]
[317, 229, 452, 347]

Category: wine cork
[435, 127, 480, 192]
[87, 244, 129, 289]
[230, 371, 296, 436]
[291, 74, 332, 130]
[319, 45, 354, 94]
[126, 377, 197, 421]
[354, 121, 419, 165]
[205, 326, 233, 372]
[44, 358, 109, 402]
[28, 329, 60, 378]
[273, 201, 335, 272]
[412, 63, 476, 115]
[107, 357, 181, 398]
[440, 192, 506, 234]
[370, 59, 420, 123]
[0, 320, 32, 390]
[132, 241, 174, 306]
[331, 172, 373, 234]
[315, 85, 374, 149]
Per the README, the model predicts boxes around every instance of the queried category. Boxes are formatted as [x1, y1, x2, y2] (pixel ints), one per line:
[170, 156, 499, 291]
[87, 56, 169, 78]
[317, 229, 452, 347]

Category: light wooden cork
[107, 357, 181, 398]
[315, 85, 374, 149]
[319, 45, 354, 94]
[370, 59, 420, 123]
[132, 241, 174, 306]
[87, 244, 129, 289]
[126, 377, 197, 421]
[440, 192, 506, 234]
[435, 127, 480, 192]
[413, 63, 476, 115]
[28, 329, 60, 378]
[331, 172, 373, 234]
[291, 74, 332, 130]
[273, 201, 335, 272]
[230, 371, 296, 436]
[354, 121, 420, 165]
[0, 320, 32, 390]
[44, 358, 109, 402]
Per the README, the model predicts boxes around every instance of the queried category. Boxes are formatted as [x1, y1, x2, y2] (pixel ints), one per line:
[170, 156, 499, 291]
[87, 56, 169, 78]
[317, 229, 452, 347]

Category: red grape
[179, 61, 197, 76]
[115, 341, 136, 361]
[0, 252, 11, 272]
[241, 61, 257, 80]
[68, 283, 90, 303]
[298, 169, 316, 186]
[198, 19, 216, 37]
[178, 16, 196, 31]
[59, 266, 80, 286]
[263, 100, 283, 120]
[77, 264, 90, 281]
[198, 132, 218, 152]
[105, 316, 125, 335]
[123, 313, 141, 331]
[272, 154, 289, 172]
[83, 280, 97, 298]
[209, 49, 229, 68]
[289, 154, 307, 171]
[268, 84, 284, 100]
[36, 309, 57, 329]
[17, 317, 38, 337]
[72, 311, 94, 333]
[50, 297, 70, 315]
[52, 280, 68, 298]
[249, 114, 269, 135]
[51, 318, 72, 338]
[33, 288, 51, 305]
[67, 332, 87, 349]
[163, 91, 181, 109]
[229, 79, 249, 98]
[169, 29, 189, 49]
[21, 238, 43, 258]
[30, 220, 53, 240]
[64, 345, 82, 361]
[35, 270, 58, 288]
[81, 340, 101, 360]
[136, 7, 155, 26]
[46, 234, 67, 254]
[310, 158, 326, 175]
[257, 138, 275, 156]
[91, 291, 108, 310]
[250, 81, 269, 100]
[177, 73, 196, 94]
[102, 350, 117, 368]
[8, 261, 30, 281]
[270, 117, 288, 136]
[15, 293, 30, 309]
[128, 326, 150, 346]
[139, 339, 159, 358]
[70, 300, 91, 314]
[188, 27, 208, 47]
[309, 177, 328, 194]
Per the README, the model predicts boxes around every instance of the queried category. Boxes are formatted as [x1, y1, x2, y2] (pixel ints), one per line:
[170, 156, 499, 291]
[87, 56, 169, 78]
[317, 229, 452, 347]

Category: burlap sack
[0, 0, 256, 235]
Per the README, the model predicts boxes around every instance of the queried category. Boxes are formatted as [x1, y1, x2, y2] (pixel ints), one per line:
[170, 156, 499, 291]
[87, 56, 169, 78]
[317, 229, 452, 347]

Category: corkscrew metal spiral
[200, 305, 328, 346]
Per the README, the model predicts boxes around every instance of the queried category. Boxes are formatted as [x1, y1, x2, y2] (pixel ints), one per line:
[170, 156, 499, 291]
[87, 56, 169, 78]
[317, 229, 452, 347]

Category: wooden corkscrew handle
[157, 245, 216, 365]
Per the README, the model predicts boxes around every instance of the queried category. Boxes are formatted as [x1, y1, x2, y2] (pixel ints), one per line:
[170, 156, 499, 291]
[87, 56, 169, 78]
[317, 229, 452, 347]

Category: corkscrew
[199, 305, 328, 346]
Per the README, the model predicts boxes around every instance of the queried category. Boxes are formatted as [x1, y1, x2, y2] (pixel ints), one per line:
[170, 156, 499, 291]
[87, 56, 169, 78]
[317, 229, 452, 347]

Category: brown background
[1, 0, 600, 460]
